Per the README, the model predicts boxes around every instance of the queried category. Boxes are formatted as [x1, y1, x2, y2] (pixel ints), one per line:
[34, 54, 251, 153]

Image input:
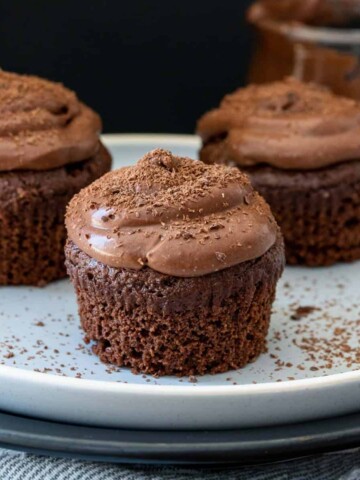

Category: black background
[0, 0, 254, 133]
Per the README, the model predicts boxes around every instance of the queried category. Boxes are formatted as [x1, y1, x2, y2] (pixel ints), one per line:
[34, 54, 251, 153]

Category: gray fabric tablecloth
[0, 448, 360, 480]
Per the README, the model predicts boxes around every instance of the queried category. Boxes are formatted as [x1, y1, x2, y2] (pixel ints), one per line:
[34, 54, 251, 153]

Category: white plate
[0, 134, 359, 430]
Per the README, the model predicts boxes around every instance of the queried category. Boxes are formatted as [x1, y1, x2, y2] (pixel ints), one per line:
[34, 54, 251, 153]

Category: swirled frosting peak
[0, 70, 101, 171]
[66, 149, 277, 277]
[197, 78, 360, 170]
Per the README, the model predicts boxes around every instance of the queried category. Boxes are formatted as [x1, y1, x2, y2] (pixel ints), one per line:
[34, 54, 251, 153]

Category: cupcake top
[197, 78, 360, 170]
[0, 70, 101, 171]
[66, 149, 277, 277]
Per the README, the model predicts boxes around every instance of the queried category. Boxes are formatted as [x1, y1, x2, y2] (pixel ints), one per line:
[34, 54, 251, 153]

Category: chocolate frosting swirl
[197, 78, 360, 170]
[0, 70, 101, 171]
[66, 149, 277, 277]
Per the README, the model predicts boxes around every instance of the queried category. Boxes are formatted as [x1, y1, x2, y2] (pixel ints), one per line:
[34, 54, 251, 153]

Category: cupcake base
[245, 161, 360, 266]
[200, 143, 360, 266]
[65, 235, 284, 377]
[0, 144, 111, 286]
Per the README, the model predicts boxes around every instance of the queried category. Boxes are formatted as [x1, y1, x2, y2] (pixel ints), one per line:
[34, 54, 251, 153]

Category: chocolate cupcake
[65, 149, 284, 376]
[0, 71, 111, 285]
[197, 78, 360, 266]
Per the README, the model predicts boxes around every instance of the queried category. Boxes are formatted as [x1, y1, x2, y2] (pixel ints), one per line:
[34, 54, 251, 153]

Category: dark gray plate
[0, 410, 359, 465]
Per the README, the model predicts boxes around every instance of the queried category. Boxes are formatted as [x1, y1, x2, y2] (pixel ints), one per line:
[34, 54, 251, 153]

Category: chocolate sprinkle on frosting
[0, 70, 101, 171]
[197, 77, 360, 170]
[66, 149, 278, 277]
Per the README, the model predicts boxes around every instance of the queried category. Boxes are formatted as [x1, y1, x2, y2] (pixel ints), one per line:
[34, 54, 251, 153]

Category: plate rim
[101, 132, 200, 147]
[1, 133, 359, 397]
[0, 409, 360, 465]
[1, 361, 360, 396]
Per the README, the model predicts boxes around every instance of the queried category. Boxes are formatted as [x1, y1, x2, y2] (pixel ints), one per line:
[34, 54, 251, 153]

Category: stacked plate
[0, 135, 359, 464]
